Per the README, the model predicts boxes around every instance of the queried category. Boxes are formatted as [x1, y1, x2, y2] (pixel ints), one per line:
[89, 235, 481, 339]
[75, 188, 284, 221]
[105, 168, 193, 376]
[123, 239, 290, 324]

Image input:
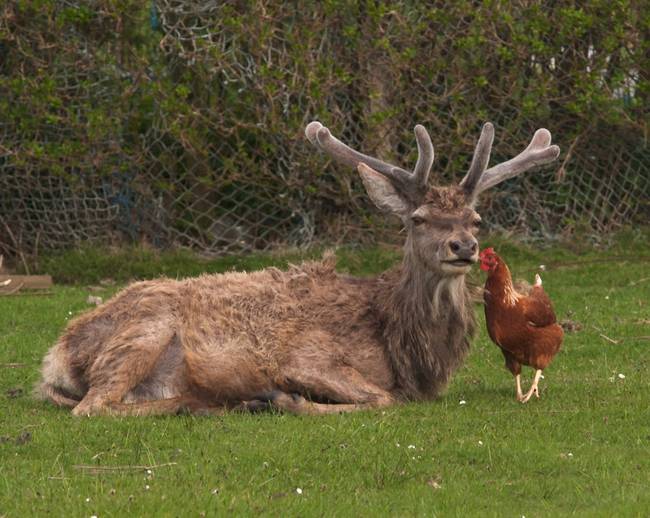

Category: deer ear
[358, 163, 410, 218]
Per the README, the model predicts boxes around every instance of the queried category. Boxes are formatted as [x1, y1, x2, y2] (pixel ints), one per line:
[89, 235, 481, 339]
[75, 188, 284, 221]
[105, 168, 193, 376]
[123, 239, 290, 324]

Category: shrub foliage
[0, 1, 647, 256]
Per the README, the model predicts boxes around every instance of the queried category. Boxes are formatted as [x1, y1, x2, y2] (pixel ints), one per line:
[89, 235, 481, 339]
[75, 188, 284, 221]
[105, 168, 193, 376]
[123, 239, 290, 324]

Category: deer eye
[472, 219, 482, 229]
[411, 215, 426, 226]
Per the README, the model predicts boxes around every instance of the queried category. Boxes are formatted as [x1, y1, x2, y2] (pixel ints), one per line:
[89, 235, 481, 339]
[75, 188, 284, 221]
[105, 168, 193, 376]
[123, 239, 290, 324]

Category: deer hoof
[71, 403, 99, 417]
[269, 391, 306, 413]
[240, 399, 273, 413]
[249, 390, 283, 403]
[246, 390, 307, 413]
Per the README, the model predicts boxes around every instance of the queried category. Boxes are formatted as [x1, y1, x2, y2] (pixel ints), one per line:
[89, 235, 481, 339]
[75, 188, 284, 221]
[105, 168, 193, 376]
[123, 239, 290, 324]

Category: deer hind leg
[260, 366, 396, 415]
[72, 323, 176, 417]
[73, 397, 229, 417]
[40, 383, 81, 408]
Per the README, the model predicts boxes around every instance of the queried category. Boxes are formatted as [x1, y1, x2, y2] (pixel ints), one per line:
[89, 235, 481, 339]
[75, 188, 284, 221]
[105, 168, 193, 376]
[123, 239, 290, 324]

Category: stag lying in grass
[37, 121, 560, 416]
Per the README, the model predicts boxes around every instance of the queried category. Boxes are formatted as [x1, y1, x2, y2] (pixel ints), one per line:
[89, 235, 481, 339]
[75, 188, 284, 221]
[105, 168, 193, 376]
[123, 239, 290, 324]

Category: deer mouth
[443, 258, 476, 267]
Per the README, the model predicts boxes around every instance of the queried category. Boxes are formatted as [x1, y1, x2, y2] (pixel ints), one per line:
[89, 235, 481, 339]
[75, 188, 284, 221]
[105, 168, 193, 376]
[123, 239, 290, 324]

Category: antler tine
[413, 124, 434, 188]
[304, 121, 323, 146]
[305, 121, 409, 178]
[305, 121, 435, 205]
[460, 122, 494, 197]
[474, 128, 560, 194]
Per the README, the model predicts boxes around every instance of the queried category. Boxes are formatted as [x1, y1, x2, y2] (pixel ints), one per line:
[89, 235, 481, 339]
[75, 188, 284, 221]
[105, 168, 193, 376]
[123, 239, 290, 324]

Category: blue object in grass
[150, 1, 161, 31]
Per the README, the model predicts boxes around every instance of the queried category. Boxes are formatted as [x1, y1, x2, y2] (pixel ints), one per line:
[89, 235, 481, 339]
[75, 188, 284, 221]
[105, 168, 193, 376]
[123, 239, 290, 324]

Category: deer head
[306, 121, 560, 276]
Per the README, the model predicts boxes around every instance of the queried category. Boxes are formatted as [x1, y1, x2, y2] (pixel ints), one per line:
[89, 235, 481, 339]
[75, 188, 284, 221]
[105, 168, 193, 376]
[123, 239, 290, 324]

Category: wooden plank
[0, 275, 53, 291]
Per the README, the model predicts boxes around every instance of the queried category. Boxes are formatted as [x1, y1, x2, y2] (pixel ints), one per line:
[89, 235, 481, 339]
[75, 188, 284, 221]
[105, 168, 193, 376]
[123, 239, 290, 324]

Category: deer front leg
[265, 392, 394, 415]
[261, 366, 396, 415]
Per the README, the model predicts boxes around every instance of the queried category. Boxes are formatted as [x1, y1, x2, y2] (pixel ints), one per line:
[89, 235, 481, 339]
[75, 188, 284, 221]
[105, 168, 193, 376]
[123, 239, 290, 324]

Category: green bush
[0, 1, 647, 258]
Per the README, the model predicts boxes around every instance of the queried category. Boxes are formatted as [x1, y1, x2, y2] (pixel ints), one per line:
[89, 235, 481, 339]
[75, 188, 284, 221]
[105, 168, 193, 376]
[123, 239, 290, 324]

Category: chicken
[479, 248, 563, 403]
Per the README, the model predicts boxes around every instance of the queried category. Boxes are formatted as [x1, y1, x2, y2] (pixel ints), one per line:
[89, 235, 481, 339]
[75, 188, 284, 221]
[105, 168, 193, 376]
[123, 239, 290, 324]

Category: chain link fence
[1, 2, 648, 259]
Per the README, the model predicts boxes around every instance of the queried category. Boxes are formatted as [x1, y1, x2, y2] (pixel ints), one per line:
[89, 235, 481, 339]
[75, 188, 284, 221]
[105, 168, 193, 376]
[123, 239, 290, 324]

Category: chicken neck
[485, 261, 519, 307]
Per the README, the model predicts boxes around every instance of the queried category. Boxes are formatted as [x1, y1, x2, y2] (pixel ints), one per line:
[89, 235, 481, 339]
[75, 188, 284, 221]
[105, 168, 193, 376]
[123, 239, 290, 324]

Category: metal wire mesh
[1, 2, 647, 258]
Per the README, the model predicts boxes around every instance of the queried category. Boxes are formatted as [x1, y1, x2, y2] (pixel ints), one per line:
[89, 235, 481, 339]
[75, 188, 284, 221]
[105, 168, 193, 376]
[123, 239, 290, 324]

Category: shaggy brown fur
[37, 120, 558, 416]
[37, 207, 478, 417]
[37, 245, 472, 414]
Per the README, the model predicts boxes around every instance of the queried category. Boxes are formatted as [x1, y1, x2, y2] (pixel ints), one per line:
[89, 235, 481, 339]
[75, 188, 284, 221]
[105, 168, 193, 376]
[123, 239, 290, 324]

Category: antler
[460, 122, 494, 197]
[305, 121, 434, 206]
[461, 126, 560, 198]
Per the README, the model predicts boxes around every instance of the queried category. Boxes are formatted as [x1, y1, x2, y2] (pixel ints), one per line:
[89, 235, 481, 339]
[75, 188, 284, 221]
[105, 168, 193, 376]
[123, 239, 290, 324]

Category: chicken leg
[515, 374, 524, 402]
[521, 369, 542, 403]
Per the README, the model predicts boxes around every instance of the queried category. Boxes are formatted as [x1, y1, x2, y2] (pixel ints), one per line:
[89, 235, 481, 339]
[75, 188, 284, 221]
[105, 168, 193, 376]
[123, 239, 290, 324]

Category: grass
[25, 244, 402, 285]
[1, 236, 649, 516]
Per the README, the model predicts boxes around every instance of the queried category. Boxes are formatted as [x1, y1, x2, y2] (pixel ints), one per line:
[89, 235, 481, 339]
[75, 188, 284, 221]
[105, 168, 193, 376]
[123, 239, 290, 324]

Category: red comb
[479, 247, 495, 271]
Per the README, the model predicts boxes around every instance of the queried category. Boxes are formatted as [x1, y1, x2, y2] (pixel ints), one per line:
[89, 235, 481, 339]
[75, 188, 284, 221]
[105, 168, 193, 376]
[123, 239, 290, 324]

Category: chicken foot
[521, 369, 543, 403]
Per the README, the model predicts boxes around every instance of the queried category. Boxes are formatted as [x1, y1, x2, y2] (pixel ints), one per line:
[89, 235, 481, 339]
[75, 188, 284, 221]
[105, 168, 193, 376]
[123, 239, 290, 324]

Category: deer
[37, 120, 560, 416]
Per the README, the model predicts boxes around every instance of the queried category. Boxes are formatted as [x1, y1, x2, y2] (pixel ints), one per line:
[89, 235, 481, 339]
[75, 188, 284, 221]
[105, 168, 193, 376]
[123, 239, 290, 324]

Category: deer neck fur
[376, 248, 476, 401]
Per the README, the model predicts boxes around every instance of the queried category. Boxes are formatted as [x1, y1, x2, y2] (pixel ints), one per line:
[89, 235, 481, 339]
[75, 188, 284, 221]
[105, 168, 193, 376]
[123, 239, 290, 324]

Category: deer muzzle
[444, 237, 479, 266]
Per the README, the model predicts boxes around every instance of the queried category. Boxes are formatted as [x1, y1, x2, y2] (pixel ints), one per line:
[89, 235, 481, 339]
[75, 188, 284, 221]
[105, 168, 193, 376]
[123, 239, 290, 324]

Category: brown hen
[480, 248, 563, 402]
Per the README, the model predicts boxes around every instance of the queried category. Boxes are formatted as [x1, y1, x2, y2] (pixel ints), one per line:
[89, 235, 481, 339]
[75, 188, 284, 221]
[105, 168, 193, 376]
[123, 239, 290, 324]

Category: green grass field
[1, 237, 649, 516]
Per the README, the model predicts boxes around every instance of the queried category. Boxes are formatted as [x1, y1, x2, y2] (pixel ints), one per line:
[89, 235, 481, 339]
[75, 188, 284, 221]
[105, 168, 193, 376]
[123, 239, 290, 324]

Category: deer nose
[449, 238, 478, 259]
